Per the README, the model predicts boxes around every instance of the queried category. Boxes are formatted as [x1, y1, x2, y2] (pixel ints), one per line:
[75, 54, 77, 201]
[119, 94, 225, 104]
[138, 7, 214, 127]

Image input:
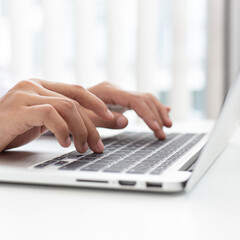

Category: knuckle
[132, 95, 144, 106]
[28, 78, 42, 85]
[28, 78, 38, 82]
[12, 91, 26, 100]
[15, 80, 35, 90]
[73, 100, 81, 109]
[60, 98, 75, 110]
[135, 94, 143, 102]
[100, 81, 111, 87]
[73, 85, 86, 99]
[74, 84, 85, 92]
[144, 110, 154, 119]
[144, 93, 154, 100]
[41, 104, 54, 116]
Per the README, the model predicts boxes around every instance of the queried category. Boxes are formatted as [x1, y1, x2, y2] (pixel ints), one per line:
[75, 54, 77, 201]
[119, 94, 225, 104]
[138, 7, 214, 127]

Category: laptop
[0, 72, 239, 193]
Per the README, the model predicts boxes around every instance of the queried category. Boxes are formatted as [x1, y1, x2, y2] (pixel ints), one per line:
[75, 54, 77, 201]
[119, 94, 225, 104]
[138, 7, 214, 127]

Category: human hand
[88, 82, 172, 139]
[0, 79, 114, 153]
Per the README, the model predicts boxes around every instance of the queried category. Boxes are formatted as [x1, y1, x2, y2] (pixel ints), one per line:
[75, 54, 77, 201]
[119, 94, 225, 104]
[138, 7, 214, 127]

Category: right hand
[0, 79, 114, 153]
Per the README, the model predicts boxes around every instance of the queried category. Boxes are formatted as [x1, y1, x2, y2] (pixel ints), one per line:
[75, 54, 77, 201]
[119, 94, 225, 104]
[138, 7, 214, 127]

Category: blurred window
[0, 0, 207, 120]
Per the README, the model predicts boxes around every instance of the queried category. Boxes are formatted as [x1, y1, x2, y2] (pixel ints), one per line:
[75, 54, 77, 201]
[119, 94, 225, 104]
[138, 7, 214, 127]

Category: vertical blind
[0, 0, 233, 121]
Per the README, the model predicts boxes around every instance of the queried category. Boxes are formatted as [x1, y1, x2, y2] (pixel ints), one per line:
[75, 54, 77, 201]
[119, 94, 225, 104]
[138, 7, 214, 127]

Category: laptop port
[118, 180, 136, 186]
[76, 179, 108, 184]
[146, 182, 162, 188]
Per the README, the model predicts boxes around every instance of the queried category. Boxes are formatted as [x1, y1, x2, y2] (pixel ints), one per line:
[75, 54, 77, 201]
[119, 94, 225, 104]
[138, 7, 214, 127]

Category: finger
[128, 97, 163, 133]
[144, 98, 166, 139]
[24, 104, 70, 148]
[152, 98, 172, 127]
[76, 106, 104, 153]
[34, 79, 114, 121]
[85, 109, 128, 129]
[89, 88, 163, 132]
[26, 95, 89, 153]
[166, 106, 171, 112]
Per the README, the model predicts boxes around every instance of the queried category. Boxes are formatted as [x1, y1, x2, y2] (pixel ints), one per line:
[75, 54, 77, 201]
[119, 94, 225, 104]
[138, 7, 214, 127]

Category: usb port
[146, 182, 162, 188]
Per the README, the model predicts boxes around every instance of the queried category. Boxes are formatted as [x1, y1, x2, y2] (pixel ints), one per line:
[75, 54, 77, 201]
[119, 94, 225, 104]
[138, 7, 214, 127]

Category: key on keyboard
[34, 132, 205, 175]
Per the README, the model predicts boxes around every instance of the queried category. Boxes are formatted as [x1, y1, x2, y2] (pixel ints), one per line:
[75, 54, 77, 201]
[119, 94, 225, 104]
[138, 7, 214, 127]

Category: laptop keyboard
[34, 132, 205, 175]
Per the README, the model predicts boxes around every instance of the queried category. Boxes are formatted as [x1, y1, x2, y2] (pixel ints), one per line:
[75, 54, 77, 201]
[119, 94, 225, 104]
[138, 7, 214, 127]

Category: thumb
[90, 111, 128, 129]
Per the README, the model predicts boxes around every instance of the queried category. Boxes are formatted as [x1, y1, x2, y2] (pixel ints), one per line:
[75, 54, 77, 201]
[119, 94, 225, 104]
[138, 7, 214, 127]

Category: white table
[1, 122, 240, 240]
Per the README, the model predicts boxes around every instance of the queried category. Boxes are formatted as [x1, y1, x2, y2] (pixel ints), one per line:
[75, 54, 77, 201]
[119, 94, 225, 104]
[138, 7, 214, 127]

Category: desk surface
[0, 121, 240, 240]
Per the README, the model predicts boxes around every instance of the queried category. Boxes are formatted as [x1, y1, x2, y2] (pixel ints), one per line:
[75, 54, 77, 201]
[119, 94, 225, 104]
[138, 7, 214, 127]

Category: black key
[43, 160, 59, 165]
[52, 156, 65, 161]
[150, 165, 166, 175]
[103, 162, 132, 172]
[126, 160, 155, 174]
[59, 161, 89, 170]
[108, 153, 124, 159]
[137, 149, 153, 153]
[81, 156, 100, 160]
[111, 162, 128, 168]
[34, 163, 49, 169]
[64, 154, 84, 159]
[103, 167, 123, 173]
[79, 154, 104, 161]
[126, 167, 149, 174]
[54, 161, 68, 166]
[102, 138, 116, 145]
[95, 159, 113, 164]
[81, 163, 107, 171]
[99, 156, 117, 161]
[76, 158, 96, 163]
[120, 158, 138, 164]
[102, 157, 135, 172]
[137, 160, 156, 167]
[66, 151, 84, 158]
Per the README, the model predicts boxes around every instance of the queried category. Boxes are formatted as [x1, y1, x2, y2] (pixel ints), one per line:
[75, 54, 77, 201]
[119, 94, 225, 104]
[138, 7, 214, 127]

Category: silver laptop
[0, 72, 240, 193]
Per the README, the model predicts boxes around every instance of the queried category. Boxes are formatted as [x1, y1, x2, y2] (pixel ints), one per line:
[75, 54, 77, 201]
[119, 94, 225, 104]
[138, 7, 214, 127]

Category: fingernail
[153, 121, 160, 130]
[83, 142, 88, 152]
[168, 120, 173, 127]
[107, 109, 114, 119]
[156, 130, 166, 140]
[116, 116, 127, 128]
[96, 139, 104, 152]
[65, 137, 71, 147]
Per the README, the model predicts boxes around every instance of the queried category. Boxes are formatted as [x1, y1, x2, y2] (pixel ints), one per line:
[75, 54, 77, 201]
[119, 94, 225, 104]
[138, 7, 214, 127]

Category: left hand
[87, 82, 172, 139]
[0, 79, 114, 153]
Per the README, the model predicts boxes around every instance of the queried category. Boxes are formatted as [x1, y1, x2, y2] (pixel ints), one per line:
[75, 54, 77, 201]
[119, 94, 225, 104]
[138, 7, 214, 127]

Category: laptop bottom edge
[0, 169, 191, 193]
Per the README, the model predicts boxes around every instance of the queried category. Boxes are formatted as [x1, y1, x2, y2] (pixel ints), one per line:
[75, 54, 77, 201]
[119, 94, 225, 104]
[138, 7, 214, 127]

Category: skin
[0, 79, 172, 153]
